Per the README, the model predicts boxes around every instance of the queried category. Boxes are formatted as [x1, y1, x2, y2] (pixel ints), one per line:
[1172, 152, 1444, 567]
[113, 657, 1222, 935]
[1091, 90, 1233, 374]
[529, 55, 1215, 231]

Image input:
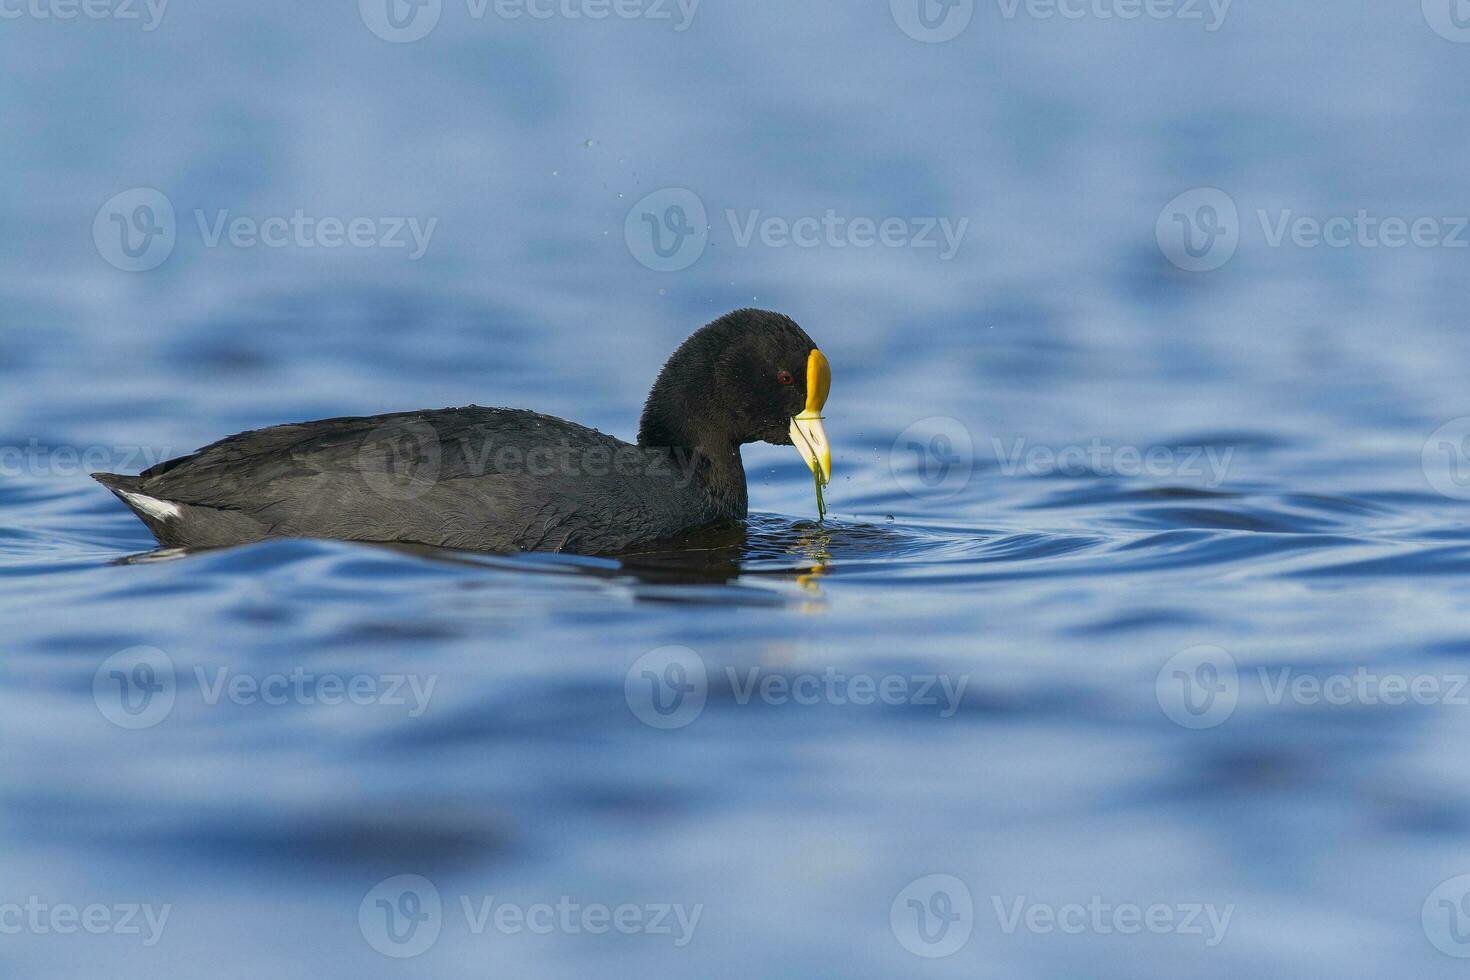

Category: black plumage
[93, 309, 831, 555]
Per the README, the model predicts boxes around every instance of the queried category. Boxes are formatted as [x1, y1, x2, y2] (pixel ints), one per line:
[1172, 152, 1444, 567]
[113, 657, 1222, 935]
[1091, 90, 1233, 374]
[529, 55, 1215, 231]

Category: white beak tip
[790, 413, 832, 485]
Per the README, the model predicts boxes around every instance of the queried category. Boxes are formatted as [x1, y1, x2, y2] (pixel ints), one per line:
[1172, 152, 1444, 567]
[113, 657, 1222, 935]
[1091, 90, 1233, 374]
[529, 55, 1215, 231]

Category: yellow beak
[790, 348, 832, 485]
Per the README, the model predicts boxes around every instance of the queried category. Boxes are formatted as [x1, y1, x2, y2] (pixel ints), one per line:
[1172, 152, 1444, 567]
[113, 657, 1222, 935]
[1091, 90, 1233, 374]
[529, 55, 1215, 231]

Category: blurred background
[4, 1, 1470, 977]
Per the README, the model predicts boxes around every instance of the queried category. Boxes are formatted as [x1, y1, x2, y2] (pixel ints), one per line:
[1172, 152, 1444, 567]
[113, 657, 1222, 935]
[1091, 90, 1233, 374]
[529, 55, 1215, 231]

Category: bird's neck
[690, 440, 748, 518]
[639, 411, 748, 519]
[638, 338, 750, 518]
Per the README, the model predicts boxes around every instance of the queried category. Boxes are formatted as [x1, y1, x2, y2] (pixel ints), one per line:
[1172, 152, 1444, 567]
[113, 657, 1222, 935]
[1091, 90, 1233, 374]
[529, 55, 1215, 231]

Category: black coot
[93, 309, 832, 555]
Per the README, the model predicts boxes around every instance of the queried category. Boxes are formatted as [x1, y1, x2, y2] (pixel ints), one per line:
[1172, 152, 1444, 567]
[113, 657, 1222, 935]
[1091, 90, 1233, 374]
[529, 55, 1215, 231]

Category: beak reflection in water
[790, 348, 832, 486]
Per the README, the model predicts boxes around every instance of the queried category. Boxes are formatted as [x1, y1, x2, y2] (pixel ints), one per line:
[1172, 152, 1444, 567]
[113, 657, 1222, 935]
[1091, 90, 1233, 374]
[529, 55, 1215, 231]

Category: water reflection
[111, 514, 850, 591]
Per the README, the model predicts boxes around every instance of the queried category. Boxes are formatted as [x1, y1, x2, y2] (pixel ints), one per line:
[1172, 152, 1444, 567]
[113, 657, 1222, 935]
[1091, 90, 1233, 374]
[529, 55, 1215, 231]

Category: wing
[124, 407, 713, 552]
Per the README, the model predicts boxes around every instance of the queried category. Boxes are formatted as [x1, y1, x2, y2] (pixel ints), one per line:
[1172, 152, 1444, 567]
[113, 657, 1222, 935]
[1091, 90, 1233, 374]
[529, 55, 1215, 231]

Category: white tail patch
[119, 490, 182, 521]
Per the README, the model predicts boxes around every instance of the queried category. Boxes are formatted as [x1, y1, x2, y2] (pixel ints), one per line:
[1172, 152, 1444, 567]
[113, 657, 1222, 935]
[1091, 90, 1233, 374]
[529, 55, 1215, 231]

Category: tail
[93, 472, 267, 549]
[92, 472, 184, 539]
[91, 472, 140, 494]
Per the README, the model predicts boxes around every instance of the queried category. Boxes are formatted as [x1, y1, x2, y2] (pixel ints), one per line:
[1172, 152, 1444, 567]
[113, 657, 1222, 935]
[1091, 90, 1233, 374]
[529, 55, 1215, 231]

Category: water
[4, 3, 1470, 977]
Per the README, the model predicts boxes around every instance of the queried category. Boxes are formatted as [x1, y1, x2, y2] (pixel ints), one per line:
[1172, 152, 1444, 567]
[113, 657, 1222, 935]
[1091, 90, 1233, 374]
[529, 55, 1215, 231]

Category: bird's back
[94, 407, 721, 553]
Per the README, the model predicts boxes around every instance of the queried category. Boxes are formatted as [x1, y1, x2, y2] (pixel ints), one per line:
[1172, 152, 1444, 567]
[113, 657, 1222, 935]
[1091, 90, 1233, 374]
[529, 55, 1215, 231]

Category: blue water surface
[3, 2, 1470, 977]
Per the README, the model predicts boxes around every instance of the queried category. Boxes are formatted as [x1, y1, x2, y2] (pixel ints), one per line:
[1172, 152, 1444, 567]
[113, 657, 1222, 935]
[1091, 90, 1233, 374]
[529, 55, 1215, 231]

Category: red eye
[777, 370, 794, 385]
